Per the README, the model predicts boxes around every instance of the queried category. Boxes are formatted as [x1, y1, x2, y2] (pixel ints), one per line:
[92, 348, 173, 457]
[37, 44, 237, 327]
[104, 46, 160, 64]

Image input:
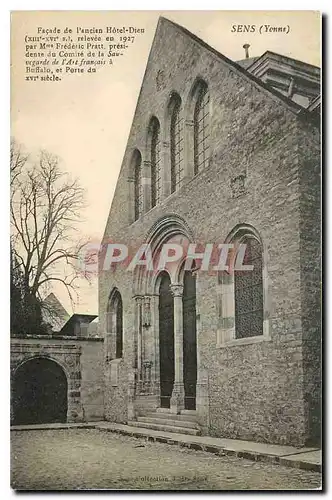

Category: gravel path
[11, 429, 321, 491]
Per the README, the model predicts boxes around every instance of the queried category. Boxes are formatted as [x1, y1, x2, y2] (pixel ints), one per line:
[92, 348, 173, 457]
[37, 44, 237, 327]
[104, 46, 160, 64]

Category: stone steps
[137, 416, 199, 430]
[143, 412, 198, 423]
[153, 409, 198, 422]
[129, 408, 200, 435]
[127, 419, 200, 435]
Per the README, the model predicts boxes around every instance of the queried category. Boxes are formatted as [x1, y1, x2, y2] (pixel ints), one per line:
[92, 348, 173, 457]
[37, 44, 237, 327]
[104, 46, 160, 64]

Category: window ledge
[217, 335, 271, 349]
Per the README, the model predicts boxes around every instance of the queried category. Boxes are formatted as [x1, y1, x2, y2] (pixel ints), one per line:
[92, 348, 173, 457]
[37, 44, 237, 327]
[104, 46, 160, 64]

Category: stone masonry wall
[80, 339, 105, 421]
[99, 18, 320, 445]
[10, 336, 104, 423]
[298, 120, 321, 446]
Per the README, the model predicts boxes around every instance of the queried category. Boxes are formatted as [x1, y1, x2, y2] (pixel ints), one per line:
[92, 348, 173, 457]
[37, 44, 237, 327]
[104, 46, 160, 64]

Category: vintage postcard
[10, 10, 321, 491]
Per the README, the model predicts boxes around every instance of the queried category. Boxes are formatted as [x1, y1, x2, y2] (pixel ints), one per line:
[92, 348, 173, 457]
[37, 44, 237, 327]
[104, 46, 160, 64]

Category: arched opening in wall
[148, 116, 162, 208]
[192, 80, 210, 175]
[183, 270, 197, 410]
[132, 149, 143, 221]
[234, 236, 264, 339]
[107, 289, 123, 359]
[115, 293, 123, 358]
[217, 224, 267, 346]
[12, 357, 67, 425]
[168, 93, 184, 193]
[158, 272, 174, 408]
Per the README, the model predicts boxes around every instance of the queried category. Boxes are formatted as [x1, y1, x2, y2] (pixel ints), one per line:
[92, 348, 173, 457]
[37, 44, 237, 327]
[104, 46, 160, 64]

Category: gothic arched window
[150, 118, 162, 208]
[107, 289, 123, 359]
[170, 94, 184, 193]
[133, 150, 143, 221]
[193, 82, 210, 175]
[234, 236, 263, 339]
[115, 293, 123, 358]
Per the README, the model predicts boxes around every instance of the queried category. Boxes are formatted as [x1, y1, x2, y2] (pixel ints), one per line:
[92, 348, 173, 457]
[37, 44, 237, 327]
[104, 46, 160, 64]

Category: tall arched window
[170, 94, 184, 193]
[107, 289, 123, 359]
[234, 236, 263, 339]
[217, 224, 267, 347]
[133, 150, 143, 221]
[115, 293, 123, 358]
[193, 81, 210, 175]
[150, 117, 161, 208]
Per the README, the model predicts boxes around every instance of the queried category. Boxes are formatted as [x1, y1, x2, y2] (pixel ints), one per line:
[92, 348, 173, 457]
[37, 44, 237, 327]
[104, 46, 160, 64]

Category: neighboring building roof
[60, 313, 98, 336]
[42, 293, 70, 332]
[243, 50, 320, 109]
[246, 50, 320, 73]
[236, 56, 260, 69]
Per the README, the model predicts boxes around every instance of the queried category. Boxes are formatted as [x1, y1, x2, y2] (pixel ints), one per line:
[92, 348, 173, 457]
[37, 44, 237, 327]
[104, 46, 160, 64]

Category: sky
[10, 10, 321, 315]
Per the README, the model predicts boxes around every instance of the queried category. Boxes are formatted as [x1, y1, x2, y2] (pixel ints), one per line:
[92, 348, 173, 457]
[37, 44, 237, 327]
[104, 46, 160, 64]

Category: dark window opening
[234, 237, 263, 339]
[194, 84, 210, 175]
[151, 119, 162, 207]
[134, 151, 143, 221]
[170, 97, 184, 193]
[115, 294, 123, 359]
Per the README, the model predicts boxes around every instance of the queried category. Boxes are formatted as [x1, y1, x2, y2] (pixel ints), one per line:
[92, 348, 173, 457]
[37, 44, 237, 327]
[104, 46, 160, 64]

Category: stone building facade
[99, 17, 321, 447]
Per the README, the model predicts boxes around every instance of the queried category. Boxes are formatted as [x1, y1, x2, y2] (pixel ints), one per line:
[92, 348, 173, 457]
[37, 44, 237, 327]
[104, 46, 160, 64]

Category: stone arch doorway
[158, 272, 174, 408]
[183, 270, 197, 410]
[12, 357, 68, 425]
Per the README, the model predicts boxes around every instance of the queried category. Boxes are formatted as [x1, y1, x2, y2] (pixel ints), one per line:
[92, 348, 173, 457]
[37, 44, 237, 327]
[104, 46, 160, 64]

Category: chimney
[243, 43, 250, 59]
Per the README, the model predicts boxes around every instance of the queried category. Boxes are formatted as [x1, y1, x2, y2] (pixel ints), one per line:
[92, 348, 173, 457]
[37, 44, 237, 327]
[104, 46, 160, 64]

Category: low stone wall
[10, 335, 104, 423]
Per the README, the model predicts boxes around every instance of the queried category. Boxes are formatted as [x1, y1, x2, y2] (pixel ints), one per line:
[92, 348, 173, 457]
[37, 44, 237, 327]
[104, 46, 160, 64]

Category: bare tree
[10, 139, 88, 313]
[10, 137, 29, 187]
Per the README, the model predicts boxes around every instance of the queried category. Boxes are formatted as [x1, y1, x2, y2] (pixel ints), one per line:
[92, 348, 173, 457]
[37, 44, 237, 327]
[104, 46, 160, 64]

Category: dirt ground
[11, 429, 322, 491]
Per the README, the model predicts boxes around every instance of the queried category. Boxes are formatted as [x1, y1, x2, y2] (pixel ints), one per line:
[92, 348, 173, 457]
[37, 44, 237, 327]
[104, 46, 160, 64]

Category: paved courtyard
[11, 429, 321, 491]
